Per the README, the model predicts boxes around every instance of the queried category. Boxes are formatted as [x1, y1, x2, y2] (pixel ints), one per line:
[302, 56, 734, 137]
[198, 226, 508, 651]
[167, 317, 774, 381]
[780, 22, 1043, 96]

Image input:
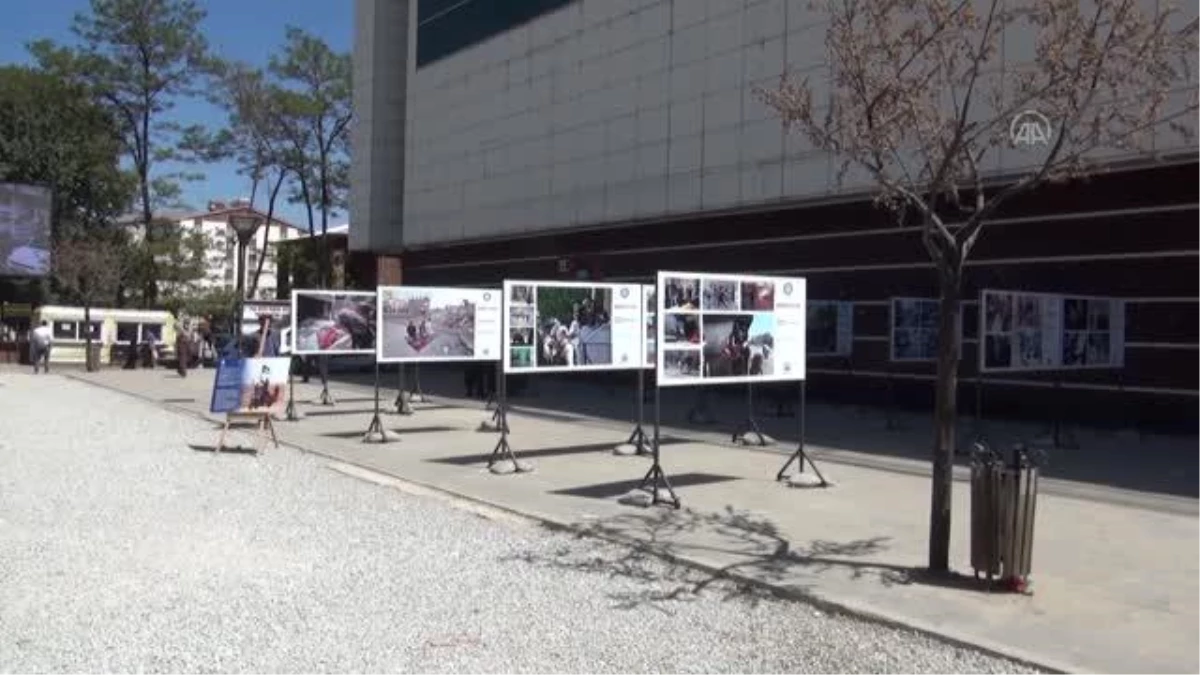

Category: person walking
[30, 320, 52, 374]
[174, 318, 192, 377]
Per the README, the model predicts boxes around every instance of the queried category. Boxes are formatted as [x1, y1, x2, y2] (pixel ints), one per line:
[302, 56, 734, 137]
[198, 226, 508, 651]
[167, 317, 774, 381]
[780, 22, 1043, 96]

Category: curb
[66, 373, 1085, 674]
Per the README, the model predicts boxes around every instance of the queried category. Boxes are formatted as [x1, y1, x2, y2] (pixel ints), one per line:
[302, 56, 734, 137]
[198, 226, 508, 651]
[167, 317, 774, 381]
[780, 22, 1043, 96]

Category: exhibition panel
[502, 279, 644, 374]
[377, 285, 501, 363]
[657, 271, 808, 387]
[291, 290, 377, 355]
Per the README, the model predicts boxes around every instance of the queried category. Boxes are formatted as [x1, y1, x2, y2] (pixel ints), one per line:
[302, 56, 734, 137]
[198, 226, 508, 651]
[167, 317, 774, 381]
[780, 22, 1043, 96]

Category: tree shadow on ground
[504, 505, 994, 614]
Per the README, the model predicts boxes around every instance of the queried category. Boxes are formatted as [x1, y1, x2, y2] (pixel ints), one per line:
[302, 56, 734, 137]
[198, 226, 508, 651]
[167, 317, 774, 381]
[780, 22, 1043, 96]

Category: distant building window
[416, 0, 576, 68]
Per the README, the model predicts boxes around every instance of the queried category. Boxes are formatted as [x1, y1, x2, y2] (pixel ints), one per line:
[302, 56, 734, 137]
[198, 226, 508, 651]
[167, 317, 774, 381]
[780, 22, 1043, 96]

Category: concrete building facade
[351, 0, 1200, 428]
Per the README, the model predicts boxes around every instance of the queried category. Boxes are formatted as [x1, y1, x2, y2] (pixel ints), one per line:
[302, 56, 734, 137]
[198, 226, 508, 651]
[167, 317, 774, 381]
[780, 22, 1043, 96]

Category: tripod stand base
[362, 414, 399, 443]
[486, 436, 533, 474]
[315, 385, 336, 406]
[615, 425, 650, 456]
[393, 392, 414, 415]
[776, 446, 831, 488]
[281, 398, 306, 421]
[635, 462, 681, 509]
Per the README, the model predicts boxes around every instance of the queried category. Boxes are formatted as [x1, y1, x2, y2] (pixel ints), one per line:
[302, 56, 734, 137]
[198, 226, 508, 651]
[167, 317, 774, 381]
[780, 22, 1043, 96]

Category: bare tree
[53, 231, 128, 371]
[758, 0, 1197, 573]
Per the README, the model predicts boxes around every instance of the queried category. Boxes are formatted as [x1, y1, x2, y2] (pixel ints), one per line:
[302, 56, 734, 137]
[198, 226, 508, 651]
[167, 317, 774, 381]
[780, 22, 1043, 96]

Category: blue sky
[0, 0, 352, 228]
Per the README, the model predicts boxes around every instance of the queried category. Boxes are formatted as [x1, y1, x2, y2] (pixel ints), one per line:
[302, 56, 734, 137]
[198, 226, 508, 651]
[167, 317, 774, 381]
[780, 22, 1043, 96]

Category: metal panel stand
[394, 364, 413, 415]
[283, 363, 302, 421]
[1048, 378, 1078, 449]
[317, 355, 336, 406]
[776, 381, 829, 486]
[486, 369, 527, 471]
[686, 388, 716, 424]
[884, 372, 900, 430]
[732, 382, 768, 446]
[410, 363, 428, 403]
[363, 361, 397, 442]
[625, 368, 650, 454]
[638, 383, 680, 508]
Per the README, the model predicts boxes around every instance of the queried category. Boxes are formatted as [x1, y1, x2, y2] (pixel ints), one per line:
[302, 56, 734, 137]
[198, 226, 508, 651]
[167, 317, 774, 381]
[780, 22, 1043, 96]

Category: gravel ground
[0, 374, 1042, 674]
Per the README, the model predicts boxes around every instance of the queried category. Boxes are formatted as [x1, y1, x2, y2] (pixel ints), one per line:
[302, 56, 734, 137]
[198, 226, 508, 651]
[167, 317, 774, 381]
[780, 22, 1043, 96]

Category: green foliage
[536, 287, 604, 325]
[0, 65, 134, 227]
[162, 285, 239, 327]
[29, 0, 216, 305]
[52, 226, 130, 307]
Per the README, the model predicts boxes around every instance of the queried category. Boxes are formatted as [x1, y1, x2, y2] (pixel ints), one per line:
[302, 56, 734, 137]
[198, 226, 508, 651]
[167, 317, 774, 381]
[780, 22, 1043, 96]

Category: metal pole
[235, 238, 247, 351]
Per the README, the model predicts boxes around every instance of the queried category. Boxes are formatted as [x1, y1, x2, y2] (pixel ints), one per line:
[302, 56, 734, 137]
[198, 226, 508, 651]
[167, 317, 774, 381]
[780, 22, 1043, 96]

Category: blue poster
[210, 357, 245, 413]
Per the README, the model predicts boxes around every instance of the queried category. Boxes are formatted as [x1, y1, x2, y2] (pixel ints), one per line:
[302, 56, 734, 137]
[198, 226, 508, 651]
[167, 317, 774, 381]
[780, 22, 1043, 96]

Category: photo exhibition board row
[286, 285, 1126, 377]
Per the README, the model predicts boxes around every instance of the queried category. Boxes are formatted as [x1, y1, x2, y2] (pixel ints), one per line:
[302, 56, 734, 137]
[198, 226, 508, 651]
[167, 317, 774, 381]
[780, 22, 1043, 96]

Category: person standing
[256, 314, 281, 357]
[174, 318, 192, 377]
[30, 320, 52, 374]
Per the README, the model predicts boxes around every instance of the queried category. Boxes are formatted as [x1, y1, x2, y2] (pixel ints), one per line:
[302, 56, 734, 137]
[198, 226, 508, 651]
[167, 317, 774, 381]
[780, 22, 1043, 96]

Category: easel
[363, 360, 398, 443]
[486, 361, 507, 430]
[215, 333, 281, 453]
[775, 381, 829, 486]
[316, 355, 336, 406]
[215, 412, 279, 454]
[622, 368, 651, 454]
[732, 382, 769, 446]
[637, 381, 681, 508]
[394, 363, 413, 415]
[884, 372, 902, 430]
[486, 366, 529, 472]
[1046, 377, 1078, 449]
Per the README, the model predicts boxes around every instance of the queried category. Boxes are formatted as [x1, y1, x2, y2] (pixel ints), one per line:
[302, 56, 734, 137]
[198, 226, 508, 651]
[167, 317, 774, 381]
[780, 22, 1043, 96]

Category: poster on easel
[209, 357, 291, 414]
[888, 297, 968, 362]
[291, 290, 377, 355]
[807, 300, 854, 356]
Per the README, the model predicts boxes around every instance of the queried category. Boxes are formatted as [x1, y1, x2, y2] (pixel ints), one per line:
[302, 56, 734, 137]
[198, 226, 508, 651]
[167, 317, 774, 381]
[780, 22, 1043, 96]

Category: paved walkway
[46, 367, 1200, 674]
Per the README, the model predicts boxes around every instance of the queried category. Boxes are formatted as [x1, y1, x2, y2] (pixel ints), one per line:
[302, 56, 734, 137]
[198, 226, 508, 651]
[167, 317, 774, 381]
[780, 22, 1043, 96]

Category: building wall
[399, 161, 1200, 429]
[397, 0, 1198, 248]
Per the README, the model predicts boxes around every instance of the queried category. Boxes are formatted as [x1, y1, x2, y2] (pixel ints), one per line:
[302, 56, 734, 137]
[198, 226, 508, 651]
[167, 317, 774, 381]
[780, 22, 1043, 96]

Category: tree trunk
[928, 266, 963, 573]
[139, 166, 157, 308]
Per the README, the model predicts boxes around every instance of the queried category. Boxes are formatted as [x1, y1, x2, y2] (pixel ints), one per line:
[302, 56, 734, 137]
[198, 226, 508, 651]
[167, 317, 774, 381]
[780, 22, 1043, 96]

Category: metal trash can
[970, 442, 1043, 591]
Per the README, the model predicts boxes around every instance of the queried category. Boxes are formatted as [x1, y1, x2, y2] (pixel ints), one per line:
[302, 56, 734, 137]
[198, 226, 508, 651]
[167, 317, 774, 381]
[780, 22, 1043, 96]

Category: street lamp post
[227, 213, 263, 355]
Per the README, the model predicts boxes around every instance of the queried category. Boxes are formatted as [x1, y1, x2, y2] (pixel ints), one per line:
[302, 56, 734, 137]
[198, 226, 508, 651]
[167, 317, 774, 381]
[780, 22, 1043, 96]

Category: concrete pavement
[50, 366, 1200, 674]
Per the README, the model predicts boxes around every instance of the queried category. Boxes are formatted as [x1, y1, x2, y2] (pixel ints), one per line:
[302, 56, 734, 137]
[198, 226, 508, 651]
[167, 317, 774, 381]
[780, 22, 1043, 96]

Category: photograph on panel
[644, 286, 657, 366]
[294, 291, 376, 353]
[892, 298, 939, 360]
[535, 285, 613, 367]
[0, 183, 52, 276]
[509, 284, 534, 306]
[701, 278, 739, 311]
[701, 313, 776, 377]
[807, 301, 842, 355]
[662, 348, 701, 379]
[663, 276, 701, 311]
[379, 287, 479, 359]
[739, 280, 776, 311]
[663, 313, 701, 344]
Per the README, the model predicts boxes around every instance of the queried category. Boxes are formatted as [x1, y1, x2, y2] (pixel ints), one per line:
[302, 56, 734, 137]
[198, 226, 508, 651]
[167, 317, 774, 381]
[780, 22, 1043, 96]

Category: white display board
[888, 297, 968, 362]
[656, 271, 807, 387]
[980, 289, 1126, 372]
[291, 290, 377, 355]
[642, 284, 656, 369]
[808, 300, 854, 356]
[502, 279, 644, 373]
[376, 286, 501, 363]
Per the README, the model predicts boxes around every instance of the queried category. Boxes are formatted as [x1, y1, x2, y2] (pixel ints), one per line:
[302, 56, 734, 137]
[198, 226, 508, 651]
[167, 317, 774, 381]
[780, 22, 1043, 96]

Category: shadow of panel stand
[775, 381, 830, 488]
